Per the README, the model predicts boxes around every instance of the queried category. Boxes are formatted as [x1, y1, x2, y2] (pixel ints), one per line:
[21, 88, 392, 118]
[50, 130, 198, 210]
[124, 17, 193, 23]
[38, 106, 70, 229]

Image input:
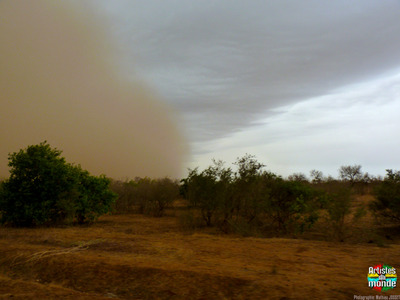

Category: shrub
[111, 177, 179, 217]
[0, 142, 116, 226]
[314, 182, 365, 242]
[265, 178, 319, 234]
[232, 155, 266, 225]
[371, 169, 400, 222]
[325, 186, 353, 241]
[110, 180, 138, 214]
[181, 155, 319, 236]
[143, 177, 179, 217]
[185, 167, 221, 226]
[183, 160, 233, 227]
[72, 166, 117, 224]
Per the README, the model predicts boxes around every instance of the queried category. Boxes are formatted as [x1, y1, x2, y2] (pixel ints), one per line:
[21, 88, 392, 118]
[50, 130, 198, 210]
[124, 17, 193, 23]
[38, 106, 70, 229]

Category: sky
[1, 1, 400, 179]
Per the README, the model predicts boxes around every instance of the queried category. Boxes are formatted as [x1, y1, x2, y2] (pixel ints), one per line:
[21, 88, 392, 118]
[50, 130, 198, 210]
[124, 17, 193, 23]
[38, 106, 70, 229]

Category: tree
[339, 165, 362, 186]
[71, 166, 117, 224]
[233, 155, 267, 224]
[0, 141, 116, 226]
[133, 177, 179, 217]
[288, 173, 308, 183]
[310, 169, 323, 184]
[266, 178, 318, 234]
[325, 186, 353, 242]
[234, 154, 265, 180]
[184, 160, 233, 227]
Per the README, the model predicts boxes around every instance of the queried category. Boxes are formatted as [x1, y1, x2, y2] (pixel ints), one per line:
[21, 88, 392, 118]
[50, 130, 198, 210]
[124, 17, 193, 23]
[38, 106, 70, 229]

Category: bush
[184, 164, 228, 226]
[232, 155, 267, 225]
[181, 155, 319, 236]
[142, 177, 179, 217]
[371, 169, 400, 222]
[325, 186, 353, 241]
[0, 142, 116, 226]
[265, 178, 319, 234]
[111, 177, 179, 217]
[110, 180, 138, 214]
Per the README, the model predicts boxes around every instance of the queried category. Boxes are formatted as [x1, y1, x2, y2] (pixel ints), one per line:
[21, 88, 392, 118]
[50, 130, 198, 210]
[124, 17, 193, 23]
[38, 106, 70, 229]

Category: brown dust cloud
[0, 0, 188, 180]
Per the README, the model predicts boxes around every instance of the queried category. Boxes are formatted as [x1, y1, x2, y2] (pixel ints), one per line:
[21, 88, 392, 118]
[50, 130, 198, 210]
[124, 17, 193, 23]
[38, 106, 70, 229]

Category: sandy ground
[0, 212, 399, 299]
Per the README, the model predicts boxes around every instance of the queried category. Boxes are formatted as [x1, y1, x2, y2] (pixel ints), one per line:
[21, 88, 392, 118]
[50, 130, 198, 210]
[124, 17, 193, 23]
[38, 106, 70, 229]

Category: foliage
[339, 165, 362, 186]
[111, 177, 179, 217]
[288, 173, 308, 183]
[231, 155, 266, 226]
[325, 186, 353, 241]
[71, 167, 117, 224]
[309, 169, 323, 184]
[110, 180, 138, 213]
[184, 160, 233, 226]
[181, 155, 319, 235]
[144, 177, 179, 217]
[0, 142, 116, 226]
[234, 154, 265, 179]
[371, 169, 400, 222]
[312, 181, 365, 242]
[266, 178, 318, 234]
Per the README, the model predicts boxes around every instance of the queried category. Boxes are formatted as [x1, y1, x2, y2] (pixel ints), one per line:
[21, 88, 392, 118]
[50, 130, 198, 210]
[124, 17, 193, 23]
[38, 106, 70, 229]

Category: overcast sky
[2, 1, 400, 179]
[86, 0, 400, 178]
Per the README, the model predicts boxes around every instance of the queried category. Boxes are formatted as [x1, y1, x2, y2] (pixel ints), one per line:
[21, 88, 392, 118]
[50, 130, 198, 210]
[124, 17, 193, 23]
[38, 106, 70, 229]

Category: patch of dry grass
[0, 208, 400, 299]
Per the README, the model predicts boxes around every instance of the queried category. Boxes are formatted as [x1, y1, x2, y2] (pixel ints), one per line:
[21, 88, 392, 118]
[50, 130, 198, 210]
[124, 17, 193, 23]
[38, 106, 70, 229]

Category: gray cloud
[90, 0, 400, 146]
[190, 72, 400, 176]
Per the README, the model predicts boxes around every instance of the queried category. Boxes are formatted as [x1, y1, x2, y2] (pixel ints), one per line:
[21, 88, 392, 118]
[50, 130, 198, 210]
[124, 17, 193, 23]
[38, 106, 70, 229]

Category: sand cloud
[0, 0, 188, 179]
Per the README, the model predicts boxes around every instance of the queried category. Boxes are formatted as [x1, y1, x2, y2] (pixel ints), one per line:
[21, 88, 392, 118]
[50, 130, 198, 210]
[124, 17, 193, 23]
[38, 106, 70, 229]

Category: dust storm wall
[0, 1, 188, 179]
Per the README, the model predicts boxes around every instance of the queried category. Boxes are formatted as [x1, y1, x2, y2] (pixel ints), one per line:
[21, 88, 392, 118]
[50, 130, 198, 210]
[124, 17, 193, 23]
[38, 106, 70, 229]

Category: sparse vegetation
[111, 177, 179, 217]
[178, 156, 400, 241]
[1, 147, 400, 298]
[181, 155, 320, 236]
[324, 185, 356, 241]
[371, 169, 400, 222]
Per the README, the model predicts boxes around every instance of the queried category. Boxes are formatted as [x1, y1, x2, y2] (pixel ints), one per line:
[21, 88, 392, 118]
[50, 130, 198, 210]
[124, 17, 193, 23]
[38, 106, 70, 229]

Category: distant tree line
[178, 155, 400, 239]
[0, 142, 399, 238]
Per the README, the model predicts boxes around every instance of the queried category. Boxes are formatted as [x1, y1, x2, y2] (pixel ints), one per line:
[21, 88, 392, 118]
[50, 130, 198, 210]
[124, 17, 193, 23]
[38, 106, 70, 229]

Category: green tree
[266, 178, 318, 234]
[71, 166, 117, 224]
[325, 186, 352, 241]
[184, 160, 233, 226]
[233, 154, 267, 224]
[0, 141, 116, 226]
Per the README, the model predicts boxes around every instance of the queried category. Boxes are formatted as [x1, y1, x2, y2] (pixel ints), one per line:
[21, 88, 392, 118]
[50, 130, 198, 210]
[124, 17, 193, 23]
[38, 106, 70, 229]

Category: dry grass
[1, 199, 400, 299]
